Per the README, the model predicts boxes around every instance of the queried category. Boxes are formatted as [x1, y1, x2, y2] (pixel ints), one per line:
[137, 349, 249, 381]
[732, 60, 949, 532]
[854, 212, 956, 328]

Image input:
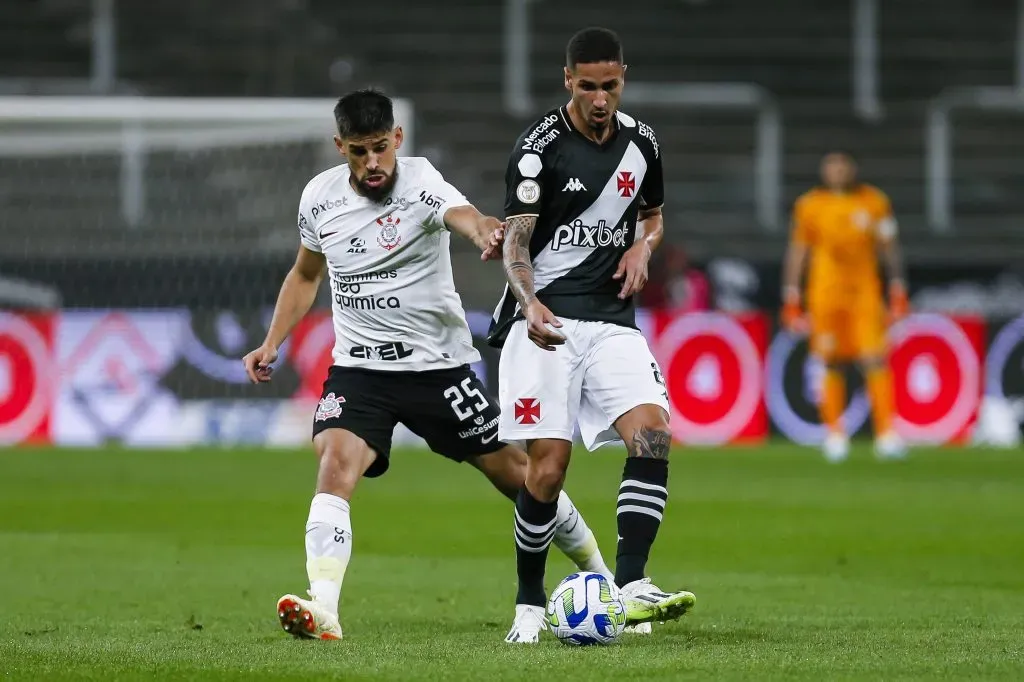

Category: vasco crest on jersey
[376, 215, 402, 251]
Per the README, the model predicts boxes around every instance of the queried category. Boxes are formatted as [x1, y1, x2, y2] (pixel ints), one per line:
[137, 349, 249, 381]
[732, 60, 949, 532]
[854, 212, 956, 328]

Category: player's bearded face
[339, 129, 403, 202]
[566, 62, 625, 133]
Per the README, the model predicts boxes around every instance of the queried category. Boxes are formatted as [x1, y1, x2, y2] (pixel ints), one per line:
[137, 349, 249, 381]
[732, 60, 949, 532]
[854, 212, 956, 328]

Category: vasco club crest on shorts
[315, 392, 346, 421]
[514, 398, 541, 425]
[376, 215, 402, 251]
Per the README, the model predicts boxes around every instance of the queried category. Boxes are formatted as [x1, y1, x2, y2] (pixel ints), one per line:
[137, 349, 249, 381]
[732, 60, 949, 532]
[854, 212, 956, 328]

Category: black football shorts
[311, 364, 504, 477]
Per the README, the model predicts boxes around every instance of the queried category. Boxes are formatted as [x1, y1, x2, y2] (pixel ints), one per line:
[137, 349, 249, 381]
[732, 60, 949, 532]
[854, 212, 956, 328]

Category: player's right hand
[242, 344, 278, 384]
[524, 300, 566, 352]
[481, 224, 505, 261]
[781, 289, 808, 335]
[887, 280, 910, 324]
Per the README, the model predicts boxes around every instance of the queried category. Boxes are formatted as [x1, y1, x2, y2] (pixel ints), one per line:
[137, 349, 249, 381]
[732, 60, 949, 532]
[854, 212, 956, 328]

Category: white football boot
[504, 604, 547, 644]
[623, 622, 653, 634]
[822, 432, 850, 463]
[875, 431, 907, 460]
[276, 593, 342, 640]
[620, 578, 696, 625]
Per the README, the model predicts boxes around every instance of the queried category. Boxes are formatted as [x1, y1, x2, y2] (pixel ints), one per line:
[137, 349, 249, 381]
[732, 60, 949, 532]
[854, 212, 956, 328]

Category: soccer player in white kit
[242, 90, 612, 641]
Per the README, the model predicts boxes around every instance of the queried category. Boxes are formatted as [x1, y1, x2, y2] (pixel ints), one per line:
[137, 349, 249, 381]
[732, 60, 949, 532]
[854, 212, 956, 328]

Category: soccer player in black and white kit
[242, 90, 612, 641]
[489, 28, 697, 643]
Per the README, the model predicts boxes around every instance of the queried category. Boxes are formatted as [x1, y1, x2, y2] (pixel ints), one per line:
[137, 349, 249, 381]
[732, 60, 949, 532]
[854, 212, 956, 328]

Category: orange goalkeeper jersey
[791, 184, 896, 310]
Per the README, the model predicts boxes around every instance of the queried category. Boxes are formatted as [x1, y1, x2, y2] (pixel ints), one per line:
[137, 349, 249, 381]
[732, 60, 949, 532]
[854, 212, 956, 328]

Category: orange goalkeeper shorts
[808, 301, 886, 362]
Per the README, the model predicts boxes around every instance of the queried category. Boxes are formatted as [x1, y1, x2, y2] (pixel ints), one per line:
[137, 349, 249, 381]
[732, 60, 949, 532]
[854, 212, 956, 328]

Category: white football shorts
[497, 318, 670, 450]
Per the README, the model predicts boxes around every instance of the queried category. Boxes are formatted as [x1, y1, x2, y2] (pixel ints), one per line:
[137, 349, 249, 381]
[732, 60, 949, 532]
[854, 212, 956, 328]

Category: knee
[314, 433, 376, 497]
[527, 465, 566, 502]
[525, 442, 570, 502]
[644, 410, 671, 433]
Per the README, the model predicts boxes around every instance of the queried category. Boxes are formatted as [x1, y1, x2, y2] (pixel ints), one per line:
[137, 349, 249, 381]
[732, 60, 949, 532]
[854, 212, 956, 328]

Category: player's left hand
[481, 223, 505, 261]
[888, 280, 910, 324]
[613, 242, 651, 299]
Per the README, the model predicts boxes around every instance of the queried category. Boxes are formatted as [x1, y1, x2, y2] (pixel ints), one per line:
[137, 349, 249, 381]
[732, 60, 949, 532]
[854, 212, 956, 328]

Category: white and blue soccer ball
[545, 571, 627, 645]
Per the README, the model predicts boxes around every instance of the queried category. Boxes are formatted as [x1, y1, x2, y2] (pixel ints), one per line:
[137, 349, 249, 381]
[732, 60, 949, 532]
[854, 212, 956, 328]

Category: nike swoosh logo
[320, 231, 338, 239]
[481, 433, 499, 444]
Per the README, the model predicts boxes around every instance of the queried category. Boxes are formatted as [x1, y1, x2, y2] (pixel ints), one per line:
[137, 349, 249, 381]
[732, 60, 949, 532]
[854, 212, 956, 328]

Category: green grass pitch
[1, 443, 1023, 680]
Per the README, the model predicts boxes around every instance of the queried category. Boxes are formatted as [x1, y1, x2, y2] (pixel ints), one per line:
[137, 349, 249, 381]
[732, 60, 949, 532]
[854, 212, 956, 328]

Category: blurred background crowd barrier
[1, 0, 1022, 447]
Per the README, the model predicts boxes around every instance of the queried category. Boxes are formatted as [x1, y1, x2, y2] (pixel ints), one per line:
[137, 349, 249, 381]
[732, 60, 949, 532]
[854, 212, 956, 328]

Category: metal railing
[1018, 0, 1024, 88]
[624, 82, 783, 232]
[852, 0, 883, 122]
[92, 0, 116, 94]
[925, 86, 1024, 233]
[503, 0, 538, 117]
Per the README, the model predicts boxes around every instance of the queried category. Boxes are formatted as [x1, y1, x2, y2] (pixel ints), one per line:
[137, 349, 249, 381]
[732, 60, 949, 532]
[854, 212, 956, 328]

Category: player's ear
[333, 135, 346, 157]
[393, 126, 404, 152]
[564, 67, 573, 93]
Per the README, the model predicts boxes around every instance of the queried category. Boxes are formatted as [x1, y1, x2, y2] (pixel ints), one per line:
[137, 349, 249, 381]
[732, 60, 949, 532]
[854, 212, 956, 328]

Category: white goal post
[0, 96, 415, 255]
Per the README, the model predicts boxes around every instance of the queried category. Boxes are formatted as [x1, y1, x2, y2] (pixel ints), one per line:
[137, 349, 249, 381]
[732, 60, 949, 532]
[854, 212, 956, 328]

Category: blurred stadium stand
[0, 0, 1022, 307]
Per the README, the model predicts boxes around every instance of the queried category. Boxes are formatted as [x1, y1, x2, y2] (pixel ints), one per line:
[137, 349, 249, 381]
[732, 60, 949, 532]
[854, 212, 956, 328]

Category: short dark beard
[354, 166, 399, 203]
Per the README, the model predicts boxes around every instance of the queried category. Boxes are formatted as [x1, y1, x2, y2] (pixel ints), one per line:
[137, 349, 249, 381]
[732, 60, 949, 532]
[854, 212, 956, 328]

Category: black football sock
[513, 486, 558, 607]
[615, 457, 669, 588]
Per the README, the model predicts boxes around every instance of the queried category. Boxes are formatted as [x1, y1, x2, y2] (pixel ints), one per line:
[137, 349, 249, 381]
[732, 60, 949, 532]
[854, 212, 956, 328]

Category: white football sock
[551, 491, 613, 581]
[304, 493, 352, 617]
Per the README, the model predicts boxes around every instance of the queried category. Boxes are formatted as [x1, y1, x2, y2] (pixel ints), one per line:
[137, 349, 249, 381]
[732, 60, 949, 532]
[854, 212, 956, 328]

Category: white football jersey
[297, 157, 481, 371]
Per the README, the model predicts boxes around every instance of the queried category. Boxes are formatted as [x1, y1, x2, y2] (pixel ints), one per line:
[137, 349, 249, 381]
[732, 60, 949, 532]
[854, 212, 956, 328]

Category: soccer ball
[545, 571, 627, 645]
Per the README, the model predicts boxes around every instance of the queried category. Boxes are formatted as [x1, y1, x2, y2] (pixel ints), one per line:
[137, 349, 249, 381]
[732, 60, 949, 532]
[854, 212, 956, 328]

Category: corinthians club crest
[376, 215, 401, 251]
[315, 392, 346, 421]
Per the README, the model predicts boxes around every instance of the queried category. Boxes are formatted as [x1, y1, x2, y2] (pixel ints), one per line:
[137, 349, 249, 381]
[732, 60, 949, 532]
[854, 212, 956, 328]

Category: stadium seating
[0, 0, 1020, 266]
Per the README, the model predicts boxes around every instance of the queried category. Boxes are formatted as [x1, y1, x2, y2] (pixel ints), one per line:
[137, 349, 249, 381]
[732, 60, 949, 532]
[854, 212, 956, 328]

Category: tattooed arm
[503, 214, 565, 351]
[503, 215, 539, 308]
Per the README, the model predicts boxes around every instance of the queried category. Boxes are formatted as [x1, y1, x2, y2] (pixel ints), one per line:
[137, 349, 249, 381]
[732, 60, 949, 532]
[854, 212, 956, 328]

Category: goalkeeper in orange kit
[781, 152, 909, 461]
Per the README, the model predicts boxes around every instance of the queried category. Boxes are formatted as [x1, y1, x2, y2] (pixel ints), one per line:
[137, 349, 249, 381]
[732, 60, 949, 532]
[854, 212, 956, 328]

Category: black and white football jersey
[487, 105, 664, 347]
[297, 157, 481, 371]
